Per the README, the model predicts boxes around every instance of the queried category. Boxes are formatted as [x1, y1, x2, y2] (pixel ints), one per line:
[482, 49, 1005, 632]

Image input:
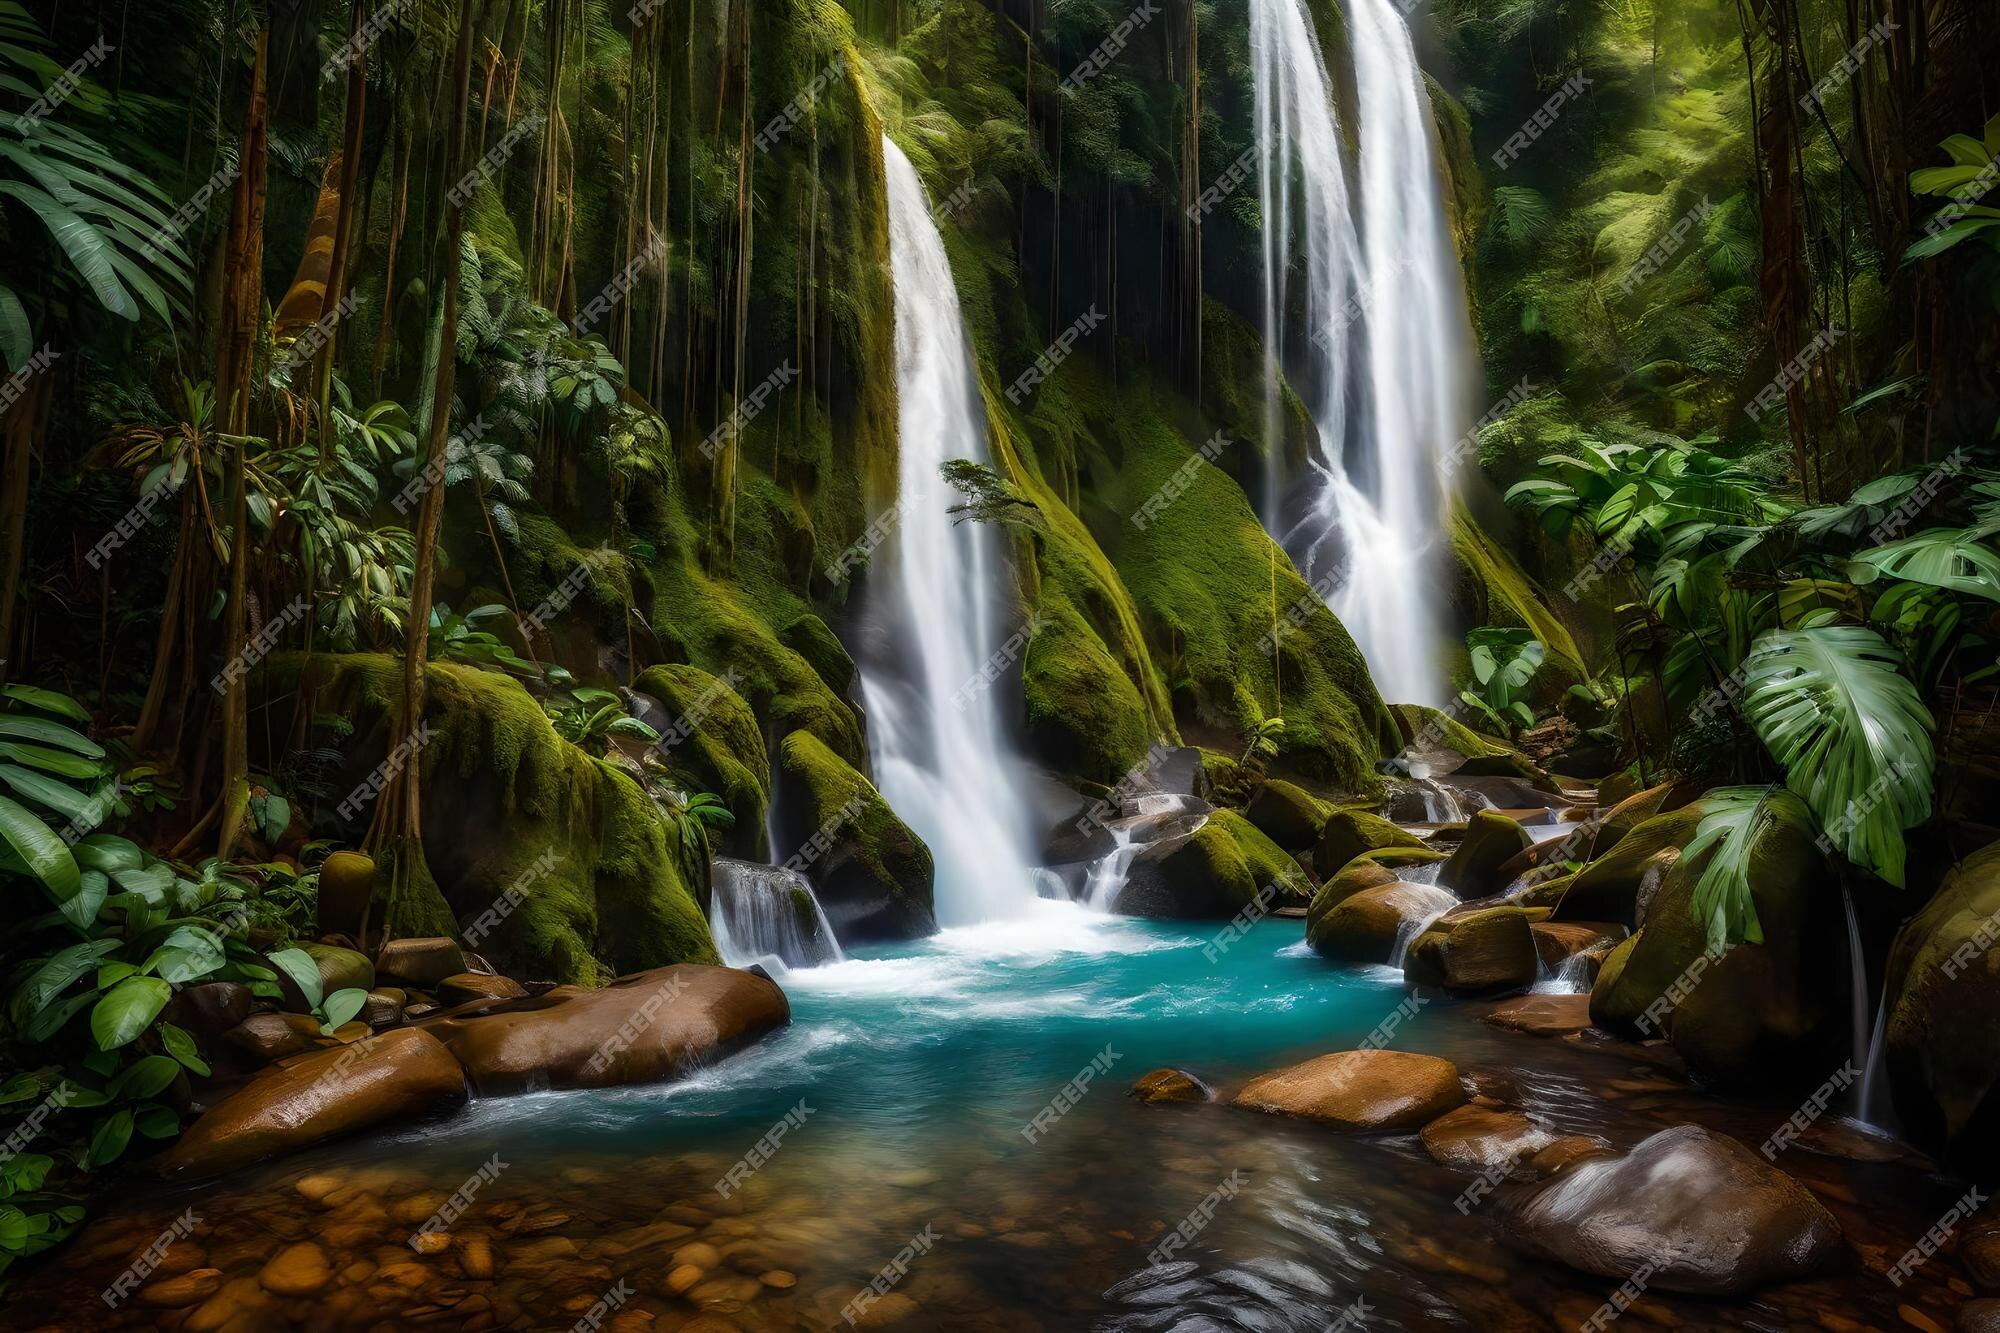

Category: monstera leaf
[1741, 626, 1933, 887]
[1683, 785, 1814, 953]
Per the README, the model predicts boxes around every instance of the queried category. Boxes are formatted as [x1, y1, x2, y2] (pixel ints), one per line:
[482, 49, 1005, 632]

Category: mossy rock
[1591, 795, 1842, 1087]
[1212, 808, 1312, 902]
[773, 730, 935, 943]
[1405, 906, 1538, 993]
[631, 663, 770, 861]
[1441, 810, 1533, 899]
[269, 654, 716, 986]
[1244, 778, 1332, 853]
[1316, 809, 1425, 881]
[1886, 843, 2000, 1176]
[1349, 845, 1447, 873]
[1305, 860, 1400, 932]
[1554, 804, 1704, 928]
[1114, 813, 1291, 919]
[1595, 780, 1701, 856]
[1307, 881, 1457, 964]
[779, 613, 856, 698]
[1390, 703, 1550, 785]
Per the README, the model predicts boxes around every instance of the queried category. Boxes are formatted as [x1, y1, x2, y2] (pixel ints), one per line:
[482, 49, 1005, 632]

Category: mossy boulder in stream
[269, 655, 717, 985]
[631, 663, 770, 861]
[1554, 804, 1704, 928]
[1315, 809, 1426, 880]
[1441, 810, 1533, 898]
[1404, 905, 1539, 992]
[1885, 843, 2000, 1176]
[773, 730, 936, 942]
[1114, 810, 1303, 918]
[1244, 778, 1332, 852]
[1589, 795, 1842, 1088]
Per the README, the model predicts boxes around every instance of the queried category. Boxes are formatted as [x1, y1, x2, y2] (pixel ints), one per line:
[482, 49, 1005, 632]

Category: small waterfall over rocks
[854, 135, 1042, 926]
[710, 858, 846, 972]
[1250, 0, 1477, 706]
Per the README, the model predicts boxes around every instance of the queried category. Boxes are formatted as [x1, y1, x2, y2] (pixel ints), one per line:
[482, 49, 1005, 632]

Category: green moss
[1555, 803, 1704, 927]
[631, 663, 770, 861]
[1448, 511, 1586, 687]
[275, 654, 716, 985]
[775, 729, 935, 938]
[1316, 808, 1425, 879]
[1211, 809, 1310, 901]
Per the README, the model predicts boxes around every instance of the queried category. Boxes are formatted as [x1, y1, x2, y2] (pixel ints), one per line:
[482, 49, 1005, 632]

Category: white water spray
[858, 136, 1040, 925]
[1252, 0, 1476, 706]
[710, 859, 846, 972]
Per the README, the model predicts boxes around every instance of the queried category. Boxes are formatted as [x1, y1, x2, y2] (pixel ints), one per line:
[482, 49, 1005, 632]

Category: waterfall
[1251, 0, 1476, 707]
[710, 858, 846, 972]
[858, 136, 1040, 925]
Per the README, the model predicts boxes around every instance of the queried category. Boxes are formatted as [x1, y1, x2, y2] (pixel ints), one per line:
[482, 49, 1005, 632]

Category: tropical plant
[1904, 113, 2000, 264]
[647, 779, 735, 889]
[1458, 629, 1545, 737]
[264, 948, 367, 1035]
[544, 687, 660, 758]
[428, 603, 536, 675]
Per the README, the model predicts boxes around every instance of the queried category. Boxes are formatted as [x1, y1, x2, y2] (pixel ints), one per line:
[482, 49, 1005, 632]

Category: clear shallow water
[15, 910, 1969, 1331]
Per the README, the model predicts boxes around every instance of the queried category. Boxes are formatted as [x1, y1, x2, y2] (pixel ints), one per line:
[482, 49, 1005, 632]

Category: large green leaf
[0, 181, 137, 320]
[0, 740, 112, 779]
[1683, 786, 1813, 952]
[0, 684, 89, 722]
[1853, 528, 2000, 603]
[266, 947, 324, 1009]
[14, 938, 118, 1021]
[0, 715, 103, 756]
[1741, 625, 1934, 886]
[89, 976, 171, 1050]
[0, 791, 78, 899]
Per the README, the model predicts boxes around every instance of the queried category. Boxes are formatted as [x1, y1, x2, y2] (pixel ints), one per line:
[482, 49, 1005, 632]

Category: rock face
[1886, 842, 2000, 1176]
[1314, 809, 1425, 881]
[1498, 1124, 1843, 1295]
[1243, 779, 1329, 852]
[1131, 1068, 1213, 1103]
[1441, 810, 1533, 898]
[630, 663, 772, 861]
[1404, 906, 1538, 993]
[1590, 795, 1841, 1087]
[431, 964, 789, 1095]
[156, 1028, 468, 1180]
[1234, 1050, 1466, 1130]
[1307, 881, 1455, 964]
[774, 730, 936, 942]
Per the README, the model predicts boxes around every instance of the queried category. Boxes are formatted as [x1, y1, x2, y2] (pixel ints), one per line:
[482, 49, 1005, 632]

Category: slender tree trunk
[371, 128, 412, 394]
[0, 372, 51, 683]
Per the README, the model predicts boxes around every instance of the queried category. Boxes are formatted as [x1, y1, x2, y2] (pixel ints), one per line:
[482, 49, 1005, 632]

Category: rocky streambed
[6, 912, 1989, 1332]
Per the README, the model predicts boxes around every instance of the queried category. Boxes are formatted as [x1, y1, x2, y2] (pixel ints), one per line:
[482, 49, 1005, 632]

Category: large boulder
[1420, 1104, 1564, 1175]
[429, 963, 789, 1095]
[1114, 811, 1306, 918]
[1307, 882, 1456, 964]
[1553, 804, 1703, 927]
[274, 944, 373, 1013]
[1441, 810, 1532, 898]
[375, 936, 468, 989]
[774, 730, 935, 941]
[1315, 809, 1425, 880]
[156, 1028, 467, 1180]
[1243, 779, 1330, 853]
[1594, 780, 1699, 855]
[1306, 859, 1399, 919]
[1498, 1124, 1843, 1295]
[316, 851, 376, 937]
[1589, 794, 1842, 1087]
[1235, 1050, 1466, 1130]
[1405, 906, 1538, 993]
[1885, 843, 2000, 1176]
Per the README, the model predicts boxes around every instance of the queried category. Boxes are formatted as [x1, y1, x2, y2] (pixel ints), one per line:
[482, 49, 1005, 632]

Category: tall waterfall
[1253, 0, 1476, 708]
[856, 136, 1040, 924]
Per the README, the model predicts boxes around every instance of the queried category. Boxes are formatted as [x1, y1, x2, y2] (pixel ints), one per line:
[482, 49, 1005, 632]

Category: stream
[18, 904, 1960, 1331]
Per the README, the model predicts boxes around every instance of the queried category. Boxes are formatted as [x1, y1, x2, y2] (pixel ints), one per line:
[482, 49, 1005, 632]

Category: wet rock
[850, 1292, 922, 1327]
[1499, 1123, 1842, 1295]
[1243, 779, 1329, 852]
[165, 982, 252, 1040]
[1307, 860, 1399, 919]
[1531, 921, 1621, 970]
[276, 943, 375, 1011]
[185, 1276, 272, 1331]
[1962, 1299, 2000, 1332]
[1593, 780, 1701, 856]
[1314, 809, 1425, 881]
[431, 963, 789, 1094]
[1526, 1135, 1615, 1178]
[1130, 1068, 1213, 1103]
[775, 730, 936, 941]
[362, 987, 406, 1027]
[1404, 905, 1537, 993]
[1234, 1049, 1466, 1130]
[1963, 1216, 2000, 1289]
[1553, 804, 1702, 928]
[318, 850, 377, 937]
[1483, 993, 1593, 1038]
[139, 1268, 224, 1307]
[1420, 1104, 1555, 1175]
[223, 1011, 330, 1065]
[1307, 881, 1455, 964]
[1113, 816, 1267, 919]
[157, 1028, 468, 1180]
[258, 1241, 334, 1296]
[1440, 810, 1532, 898]
[375, 937, 469, 989]
[436, 973, 528, 1006]
[1887, 843, 2000, 1178]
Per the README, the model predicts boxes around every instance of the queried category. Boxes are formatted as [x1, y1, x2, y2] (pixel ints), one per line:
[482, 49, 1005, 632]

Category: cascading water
[1251, 0, 1476, 707]
[710, 858, 846, 972]
[856, 136, 1040, 925]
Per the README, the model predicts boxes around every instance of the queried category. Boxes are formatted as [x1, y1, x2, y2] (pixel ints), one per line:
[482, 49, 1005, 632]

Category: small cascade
[1842, 883, 1884, 1126]
[1531, 949, 1595, 996]
[1858, 997, 1891, 1128]
[1084, 823, 1146, 912]
[710, 858, 846, 973]
[1386, 883, 1458, 968]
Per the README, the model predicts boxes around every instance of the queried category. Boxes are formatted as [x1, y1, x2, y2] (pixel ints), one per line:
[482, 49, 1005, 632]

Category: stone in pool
[1131, 1068, 1213, 1103]
[1234, 1049, 1466, 1131]
[1404, 905, 1537, 992]
[430, 962, 789, 1094]
[1419, 1104, 1555, 1174]
[1498, 1123, 1842, 1295]
[1483, 993, 1594, 1038]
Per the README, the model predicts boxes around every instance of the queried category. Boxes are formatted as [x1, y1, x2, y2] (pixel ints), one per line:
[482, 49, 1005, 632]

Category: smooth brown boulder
[1131, 1068, 1212, 1104]
[222, 1012, 329, 1065]
[436, 973, 529, 1006]
[157, 1028, 467, 1180]
[316, 851, 376, 937]
[1235, 1050, 1466, 1130]
[1441, 809, 1533, 898]
[1962, 1299, 2000, 1333]
[431, 963, 788, 1095]
[1405, 906, 1537, 992]
[1419, 1104, 1557, 1174]
[1531, 921, 1622, 970]
[375, 936, 469, 988]
[1306, 881, 1455, 964]
[1314, 809, 1425, 881]
[1483, 993, 1594, 1038]
[361, 988, 405, 1028]
[1498, 1124, 1842, 1295]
